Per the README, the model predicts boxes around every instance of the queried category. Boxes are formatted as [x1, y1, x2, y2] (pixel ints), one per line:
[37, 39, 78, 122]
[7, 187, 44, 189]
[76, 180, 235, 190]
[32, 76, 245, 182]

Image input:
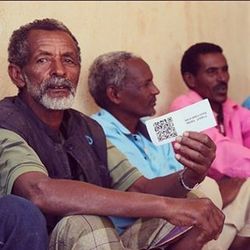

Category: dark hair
[181, 42, 223, 75]
[88, 51, 140, 109]
[8, 18, 81, 68]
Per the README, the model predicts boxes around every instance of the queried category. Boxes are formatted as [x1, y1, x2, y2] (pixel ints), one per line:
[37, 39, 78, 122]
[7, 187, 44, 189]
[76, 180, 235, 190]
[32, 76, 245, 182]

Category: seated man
[89, 51, 250, 249]
[169, 42, 250, 179]
[0, 19, 224, 250]
[169, 42, 250, 249]
[0, 195, 48, 250]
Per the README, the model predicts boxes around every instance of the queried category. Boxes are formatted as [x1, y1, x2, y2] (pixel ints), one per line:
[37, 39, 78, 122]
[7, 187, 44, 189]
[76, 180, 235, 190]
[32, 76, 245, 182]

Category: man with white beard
[0, 19, 224, 250]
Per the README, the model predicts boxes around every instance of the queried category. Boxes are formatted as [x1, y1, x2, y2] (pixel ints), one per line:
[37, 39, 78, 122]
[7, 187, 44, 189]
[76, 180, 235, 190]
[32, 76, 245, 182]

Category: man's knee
[0, 195, 48, 249]
[50, 215, 122, 250]
[0, 195, 46, 227]
[189, 177, 223, 209]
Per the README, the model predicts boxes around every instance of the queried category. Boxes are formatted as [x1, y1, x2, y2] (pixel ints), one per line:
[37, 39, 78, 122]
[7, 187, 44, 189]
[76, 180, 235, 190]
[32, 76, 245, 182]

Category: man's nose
[218, 70, 229, 82]
[151, 83, 160, 95]
[50, 59, 66, 77]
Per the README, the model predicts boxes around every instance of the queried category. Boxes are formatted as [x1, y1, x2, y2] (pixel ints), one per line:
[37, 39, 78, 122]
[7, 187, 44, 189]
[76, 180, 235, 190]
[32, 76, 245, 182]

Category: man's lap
[49, 215, 189, 250]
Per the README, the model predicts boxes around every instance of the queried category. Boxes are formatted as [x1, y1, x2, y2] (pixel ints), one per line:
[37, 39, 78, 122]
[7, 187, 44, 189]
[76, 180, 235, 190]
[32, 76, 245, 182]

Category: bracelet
[179, 169, 199, 191]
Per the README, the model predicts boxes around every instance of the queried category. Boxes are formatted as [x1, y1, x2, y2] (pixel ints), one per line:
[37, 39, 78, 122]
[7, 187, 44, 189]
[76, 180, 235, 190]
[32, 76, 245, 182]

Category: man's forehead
[198, 53, 227, 68]
[126, 58, 152, 78]
[27, 29, 76, 49]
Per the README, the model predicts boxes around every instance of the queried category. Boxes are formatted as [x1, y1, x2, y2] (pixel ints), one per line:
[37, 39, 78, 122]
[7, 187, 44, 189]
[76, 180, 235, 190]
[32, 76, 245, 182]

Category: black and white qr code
[153, 117, 178, 142]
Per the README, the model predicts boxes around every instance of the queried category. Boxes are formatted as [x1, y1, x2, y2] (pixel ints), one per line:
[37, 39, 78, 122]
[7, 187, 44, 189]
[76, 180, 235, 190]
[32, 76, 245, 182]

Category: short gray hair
[88, 51, 140, 108]
[8, 18, 81, 68]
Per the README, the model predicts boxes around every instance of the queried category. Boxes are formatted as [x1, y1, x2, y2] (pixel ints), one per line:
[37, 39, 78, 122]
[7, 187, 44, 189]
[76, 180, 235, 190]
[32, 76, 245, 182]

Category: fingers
[194, 198, 225, 242]
[174, 131, 216, 173]
[183, 131, 215, 149]
[176, 154, 206, 176]
[165, 197, 224, 244]
[175, 131, 215, 159]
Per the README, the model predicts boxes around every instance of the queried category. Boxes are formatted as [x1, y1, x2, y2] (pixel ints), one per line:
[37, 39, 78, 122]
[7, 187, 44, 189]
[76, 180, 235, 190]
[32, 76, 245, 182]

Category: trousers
[49, 215, 183, 250]
[49, 177, 250, 250]
[0, 195, 48, 250]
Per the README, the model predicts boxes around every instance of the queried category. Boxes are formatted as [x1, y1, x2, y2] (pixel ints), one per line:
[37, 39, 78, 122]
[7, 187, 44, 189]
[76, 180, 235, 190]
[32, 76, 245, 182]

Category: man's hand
[165, 197, 225, 244]
[174, 131, 216, 187]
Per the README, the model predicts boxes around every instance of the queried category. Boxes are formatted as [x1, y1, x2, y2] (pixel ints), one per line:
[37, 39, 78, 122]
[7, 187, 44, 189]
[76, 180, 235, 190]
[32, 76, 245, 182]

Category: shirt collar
[97, 109, 132, 135]
[97, 108, 150, 139]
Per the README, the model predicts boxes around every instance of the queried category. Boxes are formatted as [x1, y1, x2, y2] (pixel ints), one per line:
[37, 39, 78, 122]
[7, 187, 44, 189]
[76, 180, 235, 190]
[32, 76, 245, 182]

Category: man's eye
[36, 58, 49, 64]
[64, 58, 75, 64]
[144, 81, 154, 88]
[222, 66, 228, 72]
[207, 69, 216, 74]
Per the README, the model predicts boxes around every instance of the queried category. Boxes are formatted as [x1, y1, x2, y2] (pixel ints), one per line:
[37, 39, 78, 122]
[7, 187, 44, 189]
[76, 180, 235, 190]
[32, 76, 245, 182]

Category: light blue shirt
[92, 109, 183, 234]
[242, 97, 250, 109]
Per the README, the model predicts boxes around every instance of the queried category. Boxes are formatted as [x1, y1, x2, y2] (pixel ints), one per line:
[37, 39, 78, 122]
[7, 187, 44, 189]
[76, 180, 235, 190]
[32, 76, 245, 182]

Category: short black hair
[181, 42, 223, 75]
[8, 18, 81, 68]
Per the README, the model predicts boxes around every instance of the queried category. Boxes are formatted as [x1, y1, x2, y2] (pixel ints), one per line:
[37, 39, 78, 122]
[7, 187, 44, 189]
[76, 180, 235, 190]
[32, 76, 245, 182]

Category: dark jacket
[0, 95, 111, 231]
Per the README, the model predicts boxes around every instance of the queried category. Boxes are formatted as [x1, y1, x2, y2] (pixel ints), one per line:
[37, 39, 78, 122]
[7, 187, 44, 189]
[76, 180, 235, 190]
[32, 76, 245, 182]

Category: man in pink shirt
[169, 42, 250, 179]
[169, 42, 250, 249]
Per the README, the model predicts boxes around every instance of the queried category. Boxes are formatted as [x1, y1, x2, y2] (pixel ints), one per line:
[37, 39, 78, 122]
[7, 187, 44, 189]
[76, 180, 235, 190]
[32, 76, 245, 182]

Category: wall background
[0, 1, 249, 116]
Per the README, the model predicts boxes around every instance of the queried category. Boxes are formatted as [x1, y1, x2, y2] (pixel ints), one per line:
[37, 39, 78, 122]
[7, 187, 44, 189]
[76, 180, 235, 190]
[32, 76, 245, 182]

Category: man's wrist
[179, 169, 199, 191]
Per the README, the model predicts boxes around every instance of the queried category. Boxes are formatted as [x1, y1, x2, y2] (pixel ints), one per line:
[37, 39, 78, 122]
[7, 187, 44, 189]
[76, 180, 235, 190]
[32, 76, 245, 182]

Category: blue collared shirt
[92, 109, 183, 234]
[92, 109, 183, 179]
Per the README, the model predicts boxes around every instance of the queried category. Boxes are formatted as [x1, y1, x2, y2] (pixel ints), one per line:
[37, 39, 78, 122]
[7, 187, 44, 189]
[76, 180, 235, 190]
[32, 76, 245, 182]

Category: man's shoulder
[92, 109, 121, 133]
[0, 96, 27, 129]
[169, 91, 200, 112]
[68, 108, 104, 130]
[0, 96, 17, 110]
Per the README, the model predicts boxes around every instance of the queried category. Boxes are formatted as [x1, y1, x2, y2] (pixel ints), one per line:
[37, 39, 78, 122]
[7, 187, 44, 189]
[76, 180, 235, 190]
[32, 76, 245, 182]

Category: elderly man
[0, 19, 224, 250]
[89, 51, 250, 249]
[169, 42, 250, 249]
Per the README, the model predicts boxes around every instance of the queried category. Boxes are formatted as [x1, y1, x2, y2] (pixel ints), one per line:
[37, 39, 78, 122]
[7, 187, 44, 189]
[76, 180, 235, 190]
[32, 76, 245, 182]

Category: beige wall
[0, 1, 249, 116]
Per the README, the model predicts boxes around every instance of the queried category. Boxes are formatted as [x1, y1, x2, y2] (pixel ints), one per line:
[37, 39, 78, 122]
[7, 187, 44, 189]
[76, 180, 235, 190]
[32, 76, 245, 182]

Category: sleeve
[205, 128, 250, 178]
[168, 95, 193, 112]
[0, 129, 48, 195]
[106, 140, 142, 191]
[204, 106, 250, 178]
[239, 107, 250, 148]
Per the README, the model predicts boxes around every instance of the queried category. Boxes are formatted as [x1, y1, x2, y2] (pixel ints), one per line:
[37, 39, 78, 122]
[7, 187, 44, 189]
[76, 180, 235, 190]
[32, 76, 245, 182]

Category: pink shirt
[169, 90, 250, 179]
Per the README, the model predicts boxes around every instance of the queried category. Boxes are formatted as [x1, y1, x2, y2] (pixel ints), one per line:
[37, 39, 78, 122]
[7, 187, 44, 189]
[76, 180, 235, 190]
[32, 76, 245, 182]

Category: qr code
[153, 117, 178, 142]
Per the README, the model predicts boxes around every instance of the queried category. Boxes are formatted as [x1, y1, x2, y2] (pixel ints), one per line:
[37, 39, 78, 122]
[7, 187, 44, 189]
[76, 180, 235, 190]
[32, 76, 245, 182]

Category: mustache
[213, 81, 227, 91]
[41, 77, 75, 95]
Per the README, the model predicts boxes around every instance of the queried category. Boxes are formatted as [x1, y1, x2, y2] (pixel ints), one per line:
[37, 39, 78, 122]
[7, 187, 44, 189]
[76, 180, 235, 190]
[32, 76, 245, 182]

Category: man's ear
[183, 72, 196, 89]
[106, 85, 122, 104]
[8, 64, 26, 88]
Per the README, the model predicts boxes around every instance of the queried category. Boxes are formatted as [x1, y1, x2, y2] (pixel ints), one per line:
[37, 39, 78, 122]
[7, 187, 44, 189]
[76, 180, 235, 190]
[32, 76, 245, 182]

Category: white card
[145, 99, 217, 145]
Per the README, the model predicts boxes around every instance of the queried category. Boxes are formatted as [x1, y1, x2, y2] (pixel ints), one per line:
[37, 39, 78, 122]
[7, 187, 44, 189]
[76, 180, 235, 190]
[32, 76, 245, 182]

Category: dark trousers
[0, 195, 48, 250]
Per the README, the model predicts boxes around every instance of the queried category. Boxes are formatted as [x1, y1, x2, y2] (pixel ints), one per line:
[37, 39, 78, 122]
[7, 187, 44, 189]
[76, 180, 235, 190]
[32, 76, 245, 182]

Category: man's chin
[217, 95, 227, 104]
[145, 109, 156, 117]
[40, 95, 75, 110]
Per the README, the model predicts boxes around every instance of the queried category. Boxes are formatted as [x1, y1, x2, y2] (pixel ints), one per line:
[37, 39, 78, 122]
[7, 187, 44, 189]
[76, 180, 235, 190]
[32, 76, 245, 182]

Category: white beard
[24, 74, 76, 110]
[39, 92, 75, 110]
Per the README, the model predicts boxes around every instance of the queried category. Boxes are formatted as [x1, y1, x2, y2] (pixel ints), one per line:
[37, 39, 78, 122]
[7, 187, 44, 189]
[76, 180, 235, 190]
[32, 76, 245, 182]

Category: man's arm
[13, 171, 224, 244]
